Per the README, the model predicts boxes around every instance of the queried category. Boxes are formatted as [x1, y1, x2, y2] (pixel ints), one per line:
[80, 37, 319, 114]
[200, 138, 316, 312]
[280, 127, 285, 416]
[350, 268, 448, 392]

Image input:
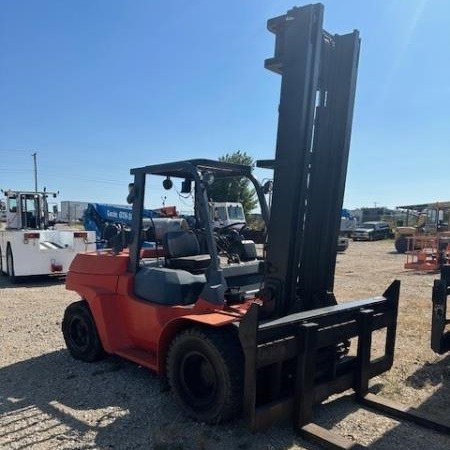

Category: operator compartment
[134, 258, 264, 306]
[134, 226, 263, 305]
[135, 220, 261, 305]
[124, 159, 266, 305]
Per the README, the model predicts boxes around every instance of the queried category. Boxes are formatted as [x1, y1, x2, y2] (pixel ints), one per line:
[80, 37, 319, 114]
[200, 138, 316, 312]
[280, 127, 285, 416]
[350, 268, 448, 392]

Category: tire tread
[62, 300, 105, 362]
[166, 326, 243, 423]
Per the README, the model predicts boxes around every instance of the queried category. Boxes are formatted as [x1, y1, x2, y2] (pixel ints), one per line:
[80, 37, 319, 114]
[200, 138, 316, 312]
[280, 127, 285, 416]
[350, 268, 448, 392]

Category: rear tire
[6, 245, 17, 283]
[167, 327, 244, 424]
[395, 236, 408, 254]
[62, 300, 105, 362]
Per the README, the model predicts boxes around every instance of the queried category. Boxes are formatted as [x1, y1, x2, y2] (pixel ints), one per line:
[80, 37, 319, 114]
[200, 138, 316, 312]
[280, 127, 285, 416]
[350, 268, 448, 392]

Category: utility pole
[32, 152, 38, 192]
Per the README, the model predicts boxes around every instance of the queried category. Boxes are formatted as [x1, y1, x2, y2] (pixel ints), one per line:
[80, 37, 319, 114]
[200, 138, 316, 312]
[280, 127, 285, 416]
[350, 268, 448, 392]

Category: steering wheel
[215, 222, 247, 233]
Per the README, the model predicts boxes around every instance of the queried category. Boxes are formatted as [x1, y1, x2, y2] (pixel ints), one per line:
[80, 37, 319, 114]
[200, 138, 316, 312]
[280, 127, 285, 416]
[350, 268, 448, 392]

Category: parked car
[351, 221, 390, 241]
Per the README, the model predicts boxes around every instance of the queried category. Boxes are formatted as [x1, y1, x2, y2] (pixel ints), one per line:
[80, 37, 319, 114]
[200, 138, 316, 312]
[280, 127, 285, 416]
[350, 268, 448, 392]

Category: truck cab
[4, 190, 52, 230]
[210, 202, 246, 228]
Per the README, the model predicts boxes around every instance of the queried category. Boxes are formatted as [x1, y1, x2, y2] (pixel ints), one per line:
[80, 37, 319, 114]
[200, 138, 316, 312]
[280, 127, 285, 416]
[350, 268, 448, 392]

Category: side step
[239, 280, 450, 449]
[115, 347, 157, 371]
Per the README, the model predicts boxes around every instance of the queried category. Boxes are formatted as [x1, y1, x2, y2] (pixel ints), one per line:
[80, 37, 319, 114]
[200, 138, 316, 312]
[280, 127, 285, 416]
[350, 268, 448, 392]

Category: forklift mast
[262, 4, 360, 317]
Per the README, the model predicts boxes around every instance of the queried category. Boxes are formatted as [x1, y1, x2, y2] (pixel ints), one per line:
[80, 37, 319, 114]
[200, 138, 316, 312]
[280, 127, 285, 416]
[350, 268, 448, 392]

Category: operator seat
[164, 230, 211, 272]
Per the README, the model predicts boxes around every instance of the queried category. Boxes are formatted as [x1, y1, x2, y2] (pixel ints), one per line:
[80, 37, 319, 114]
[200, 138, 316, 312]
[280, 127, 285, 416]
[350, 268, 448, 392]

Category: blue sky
[1, 0, 449, 211]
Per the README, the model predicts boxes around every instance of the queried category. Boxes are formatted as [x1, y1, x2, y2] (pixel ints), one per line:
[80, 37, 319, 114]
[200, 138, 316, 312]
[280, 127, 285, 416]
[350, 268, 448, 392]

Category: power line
[0, 167, 181, 190]
[0, 149, 47, 153]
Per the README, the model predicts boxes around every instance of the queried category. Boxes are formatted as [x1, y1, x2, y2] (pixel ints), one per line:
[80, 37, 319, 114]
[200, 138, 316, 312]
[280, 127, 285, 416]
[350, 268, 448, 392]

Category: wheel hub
[180, 351, 217, 408]
[70, 317, 89, 350]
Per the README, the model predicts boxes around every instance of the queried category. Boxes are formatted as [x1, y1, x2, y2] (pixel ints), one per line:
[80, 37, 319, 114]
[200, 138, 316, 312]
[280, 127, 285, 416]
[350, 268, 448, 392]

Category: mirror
[263, 180, 273, 194]
[203, 171, 215, 186]
[163, 176, 173, 190]
[181, 178, 192, 193]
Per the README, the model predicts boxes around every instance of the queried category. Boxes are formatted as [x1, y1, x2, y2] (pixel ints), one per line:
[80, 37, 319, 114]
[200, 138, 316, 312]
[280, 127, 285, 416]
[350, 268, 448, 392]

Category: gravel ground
[0, 240, 449, 450]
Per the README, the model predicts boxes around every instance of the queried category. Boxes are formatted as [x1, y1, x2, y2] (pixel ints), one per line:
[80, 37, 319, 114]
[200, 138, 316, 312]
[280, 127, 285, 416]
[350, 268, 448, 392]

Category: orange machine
[62, 158, 402, 432]
[62, 158, 438, 447]
[63, 159, 270, 423]
[404, 235, 450, 272]
[61, 6, 448, 447]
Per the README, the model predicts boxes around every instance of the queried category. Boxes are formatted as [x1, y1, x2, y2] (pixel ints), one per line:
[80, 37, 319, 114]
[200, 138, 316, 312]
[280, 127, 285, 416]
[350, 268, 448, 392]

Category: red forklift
[62, 4, 449, 447]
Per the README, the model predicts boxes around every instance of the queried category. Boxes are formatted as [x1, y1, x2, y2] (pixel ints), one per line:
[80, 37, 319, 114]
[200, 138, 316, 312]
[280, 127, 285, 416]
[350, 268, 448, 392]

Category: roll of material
[142, 218, 189, 241]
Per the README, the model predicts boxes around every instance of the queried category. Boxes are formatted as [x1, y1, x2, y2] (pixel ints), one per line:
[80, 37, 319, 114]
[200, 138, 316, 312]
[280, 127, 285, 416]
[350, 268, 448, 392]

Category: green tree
[207, 150, 258, 215]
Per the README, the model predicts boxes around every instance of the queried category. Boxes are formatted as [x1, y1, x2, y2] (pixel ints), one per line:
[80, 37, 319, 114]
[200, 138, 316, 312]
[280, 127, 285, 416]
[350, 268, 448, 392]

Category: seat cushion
[169, 254, 211, 271]
[134, 266, 206, 305]
[164, 231, 200, 258]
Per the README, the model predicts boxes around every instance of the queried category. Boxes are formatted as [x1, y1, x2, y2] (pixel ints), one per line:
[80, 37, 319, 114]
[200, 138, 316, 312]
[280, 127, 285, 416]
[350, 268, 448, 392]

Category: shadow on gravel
[367, 353, 450, 449]
[1, 350, 449, 450]
[406, 354, 450, 389]
[402, 354, 450, 424]
[0, 275, 65, 289]
[309, 378, 450, 449]
[0, 350, 321, 450]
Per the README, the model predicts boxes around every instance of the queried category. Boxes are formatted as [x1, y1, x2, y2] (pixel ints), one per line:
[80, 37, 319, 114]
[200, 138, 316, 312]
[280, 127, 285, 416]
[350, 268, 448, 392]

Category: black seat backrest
[164, 231, 201, 258]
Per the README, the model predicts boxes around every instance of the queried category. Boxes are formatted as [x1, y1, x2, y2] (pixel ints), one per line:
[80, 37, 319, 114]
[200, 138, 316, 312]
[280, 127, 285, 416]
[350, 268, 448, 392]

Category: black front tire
[62, 300, 105, 362]
[167, 327, 244, 424]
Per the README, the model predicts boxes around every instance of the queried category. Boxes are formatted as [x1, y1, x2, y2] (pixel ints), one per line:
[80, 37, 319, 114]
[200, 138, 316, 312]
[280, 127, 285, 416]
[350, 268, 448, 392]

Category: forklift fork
[239, 280, 450, 448]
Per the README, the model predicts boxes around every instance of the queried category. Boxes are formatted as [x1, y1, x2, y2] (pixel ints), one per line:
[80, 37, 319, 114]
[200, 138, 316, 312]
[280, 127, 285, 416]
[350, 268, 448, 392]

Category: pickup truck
[352, 221, 390, 241]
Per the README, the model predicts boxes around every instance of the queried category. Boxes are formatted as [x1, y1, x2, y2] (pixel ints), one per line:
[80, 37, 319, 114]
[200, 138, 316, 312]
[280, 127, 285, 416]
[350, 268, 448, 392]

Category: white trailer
[0, 190, 96, 282]
[59, 200, 89, 223]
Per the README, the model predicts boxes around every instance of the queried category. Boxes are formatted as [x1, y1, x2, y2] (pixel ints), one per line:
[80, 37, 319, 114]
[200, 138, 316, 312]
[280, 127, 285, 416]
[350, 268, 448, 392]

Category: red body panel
[66, 252, 251, 374]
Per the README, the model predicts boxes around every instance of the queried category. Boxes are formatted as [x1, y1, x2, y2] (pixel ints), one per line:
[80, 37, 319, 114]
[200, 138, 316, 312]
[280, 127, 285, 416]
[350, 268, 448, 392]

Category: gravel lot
[1, 239, 449, 450]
